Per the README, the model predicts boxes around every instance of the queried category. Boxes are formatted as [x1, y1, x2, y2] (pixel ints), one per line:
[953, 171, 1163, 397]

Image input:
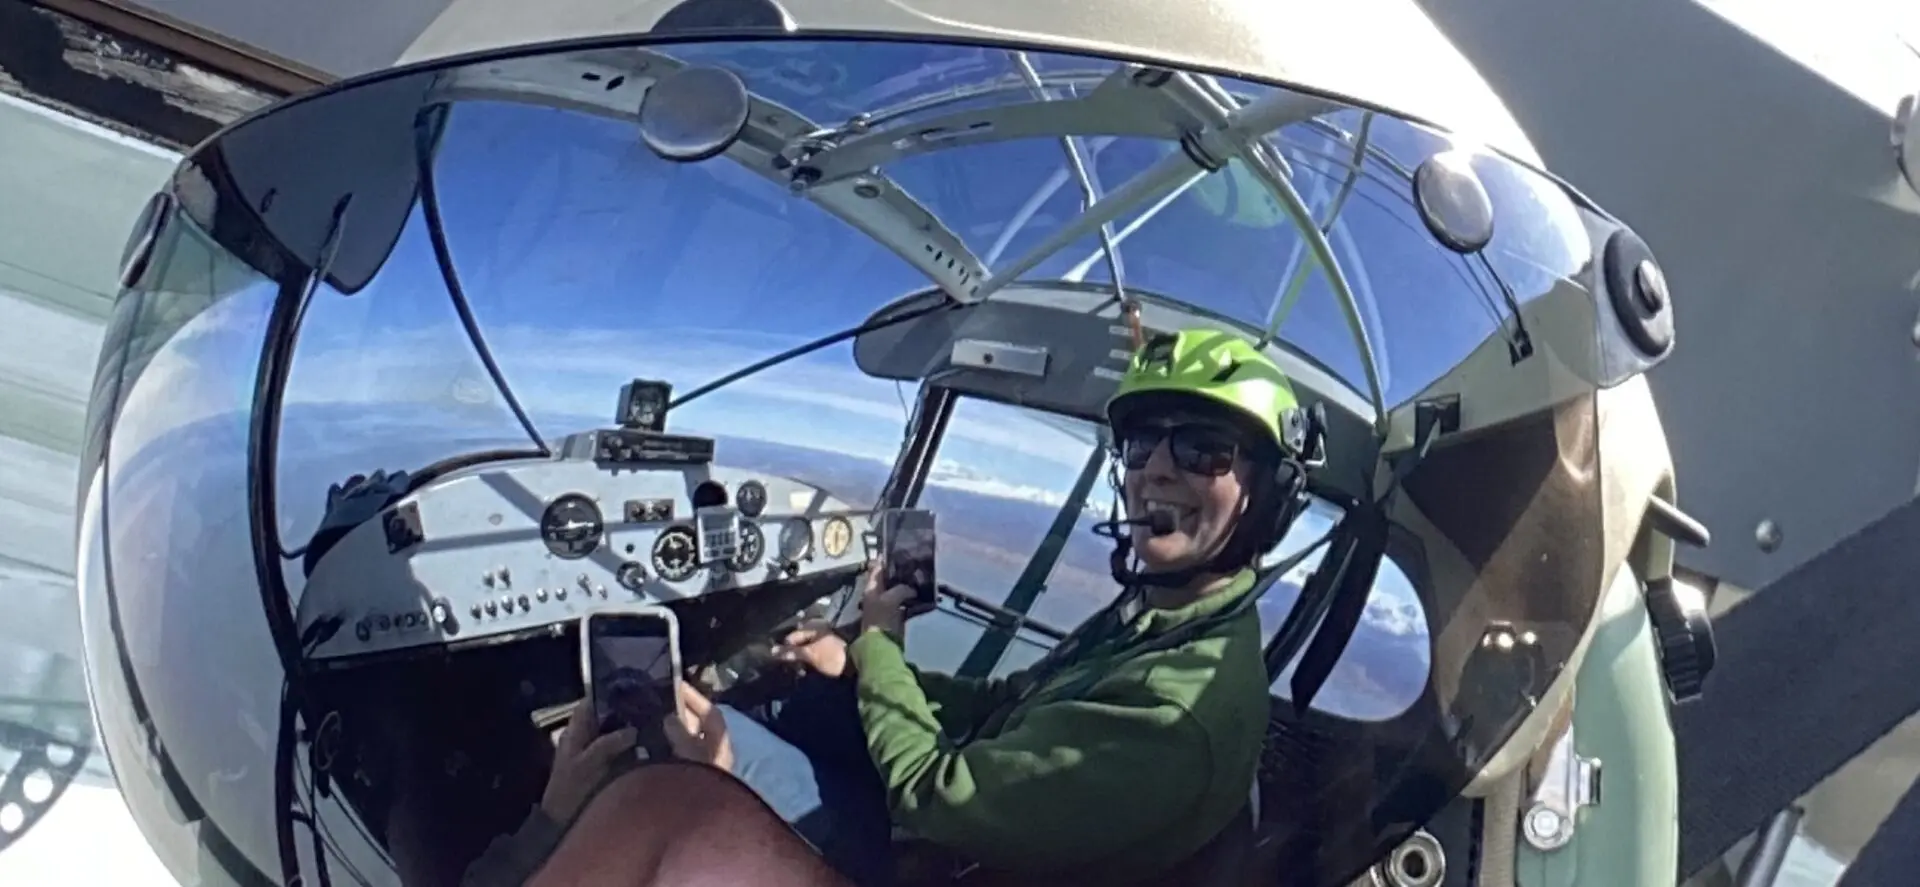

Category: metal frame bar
[792, 64, 1219, 185]
[965, 82, 1389, 424]
[1008, 50, 1127, 297]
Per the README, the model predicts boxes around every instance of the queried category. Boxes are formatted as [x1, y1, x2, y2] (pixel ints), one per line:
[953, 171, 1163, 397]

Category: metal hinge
[1521, 712, 1602, 851]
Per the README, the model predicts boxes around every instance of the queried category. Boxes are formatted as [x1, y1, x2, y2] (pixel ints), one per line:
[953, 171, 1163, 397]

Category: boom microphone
[1091, 510, 1177, 539]
[1129, 511, 1177, 536]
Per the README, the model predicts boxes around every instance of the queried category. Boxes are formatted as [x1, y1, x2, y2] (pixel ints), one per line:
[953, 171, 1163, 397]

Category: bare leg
[529, 761, 855, 887]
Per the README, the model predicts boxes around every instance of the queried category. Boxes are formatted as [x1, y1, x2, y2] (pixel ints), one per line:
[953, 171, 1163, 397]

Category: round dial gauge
[540, 494, 604, 559]
[822, 516, 853, 558]
[729, 522, 766, 571]
[777, 519, 813, 562]
[736, 480, 768, 518]
[652, 526, 700, 582]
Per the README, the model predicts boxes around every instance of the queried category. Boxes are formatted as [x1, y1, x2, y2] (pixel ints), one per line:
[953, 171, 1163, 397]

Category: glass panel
[914, 398, 1106, 615]
[918, 399, 1430, 723]
[425, 97, 915, 499]
[80, 208, 288, 885]
[907, 397, 1107, 673]
[1255, 501, 1431, 723]
[886, 114, 1591, 406]
[902, 610, 1053, 678]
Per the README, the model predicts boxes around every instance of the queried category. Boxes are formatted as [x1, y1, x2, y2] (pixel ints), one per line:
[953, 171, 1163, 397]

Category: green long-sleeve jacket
[846, 570, 1270, 883]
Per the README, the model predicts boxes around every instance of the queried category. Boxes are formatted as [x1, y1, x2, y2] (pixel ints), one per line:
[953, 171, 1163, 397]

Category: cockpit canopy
[78, 33, 1671, 887]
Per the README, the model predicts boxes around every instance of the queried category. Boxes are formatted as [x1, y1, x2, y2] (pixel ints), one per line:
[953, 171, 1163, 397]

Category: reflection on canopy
[412, 42, 1603, 422]
[70, 33, 1664, 887]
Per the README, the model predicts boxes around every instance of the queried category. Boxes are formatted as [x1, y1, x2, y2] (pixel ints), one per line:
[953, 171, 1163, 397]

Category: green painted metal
[1517, 567, 1680, 887]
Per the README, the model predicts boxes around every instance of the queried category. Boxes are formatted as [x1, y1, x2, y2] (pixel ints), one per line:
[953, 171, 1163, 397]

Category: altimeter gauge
[540, 494, 604, 559]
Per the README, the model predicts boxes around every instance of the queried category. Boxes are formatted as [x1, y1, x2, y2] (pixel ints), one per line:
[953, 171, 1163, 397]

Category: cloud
[1362, 593, 1426, 636]
[926, 457, 1079, 507]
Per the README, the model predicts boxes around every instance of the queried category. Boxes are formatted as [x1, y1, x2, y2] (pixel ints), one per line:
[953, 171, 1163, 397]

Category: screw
[1633, 260, 1668, 313]
[1523, 806, 1567, 849]
[1756, 519, 1783, 553]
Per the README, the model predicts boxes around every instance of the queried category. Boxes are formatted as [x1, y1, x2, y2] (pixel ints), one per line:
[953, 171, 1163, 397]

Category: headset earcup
[1264, 461, 1309, 549]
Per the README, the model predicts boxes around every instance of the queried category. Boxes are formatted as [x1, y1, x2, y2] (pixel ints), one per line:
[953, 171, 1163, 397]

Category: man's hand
[773, 619, 850, 678]
[664, 682, 734, 772]
[859, 561, 920, 640]
[540, 700, 637, 823]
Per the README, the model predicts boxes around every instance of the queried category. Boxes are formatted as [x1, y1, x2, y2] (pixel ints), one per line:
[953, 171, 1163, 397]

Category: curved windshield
[75, 207, 292, 882]
[76, 35, 1635, 887]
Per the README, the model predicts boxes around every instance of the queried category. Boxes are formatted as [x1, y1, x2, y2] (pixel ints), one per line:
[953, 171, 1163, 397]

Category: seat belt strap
[1674, 496, 1920, 877]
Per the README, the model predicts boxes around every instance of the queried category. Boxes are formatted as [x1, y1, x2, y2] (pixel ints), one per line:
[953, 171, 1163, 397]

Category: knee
[600, 761, 747, 824]
[543, 762, 847, 886]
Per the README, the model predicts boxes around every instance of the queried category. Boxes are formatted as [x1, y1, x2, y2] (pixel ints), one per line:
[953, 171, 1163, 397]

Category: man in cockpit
[484, 329, 1313, 886]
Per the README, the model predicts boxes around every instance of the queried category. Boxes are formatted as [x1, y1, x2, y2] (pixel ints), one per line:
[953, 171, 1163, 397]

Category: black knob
[1644, 576, 1716, 703]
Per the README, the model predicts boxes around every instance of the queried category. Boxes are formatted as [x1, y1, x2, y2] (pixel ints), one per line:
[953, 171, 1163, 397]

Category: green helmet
[1107, 328, 1306, 457]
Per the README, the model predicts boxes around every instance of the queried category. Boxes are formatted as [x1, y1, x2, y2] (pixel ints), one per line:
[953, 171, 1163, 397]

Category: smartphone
[580, 606, 682, 759]
[879, 508, 938, 614]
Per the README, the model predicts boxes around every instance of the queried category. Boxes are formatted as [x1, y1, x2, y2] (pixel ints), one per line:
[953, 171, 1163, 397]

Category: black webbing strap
[1675, 495, 1920, 878]
[1828, 506, 1920, 887]
[1838, 779, 1920, 886]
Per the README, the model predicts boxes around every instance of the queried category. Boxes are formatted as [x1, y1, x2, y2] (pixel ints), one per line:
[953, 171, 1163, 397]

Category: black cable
[1474, 252, 1534, 362]
[411, 105, 549, 455]
[670, 299, 961, 409]
[252, 198, 358, 887]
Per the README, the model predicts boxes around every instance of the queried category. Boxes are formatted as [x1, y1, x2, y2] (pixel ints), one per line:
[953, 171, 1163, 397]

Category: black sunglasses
[1117, 422, 1247, 476]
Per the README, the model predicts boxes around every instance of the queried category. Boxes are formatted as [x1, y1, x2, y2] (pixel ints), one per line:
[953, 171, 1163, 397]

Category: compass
[540, 494, 604, 559]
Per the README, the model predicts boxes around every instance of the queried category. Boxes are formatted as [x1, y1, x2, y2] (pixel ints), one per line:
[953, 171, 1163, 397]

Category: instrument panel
[296, 454, 873, 663]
